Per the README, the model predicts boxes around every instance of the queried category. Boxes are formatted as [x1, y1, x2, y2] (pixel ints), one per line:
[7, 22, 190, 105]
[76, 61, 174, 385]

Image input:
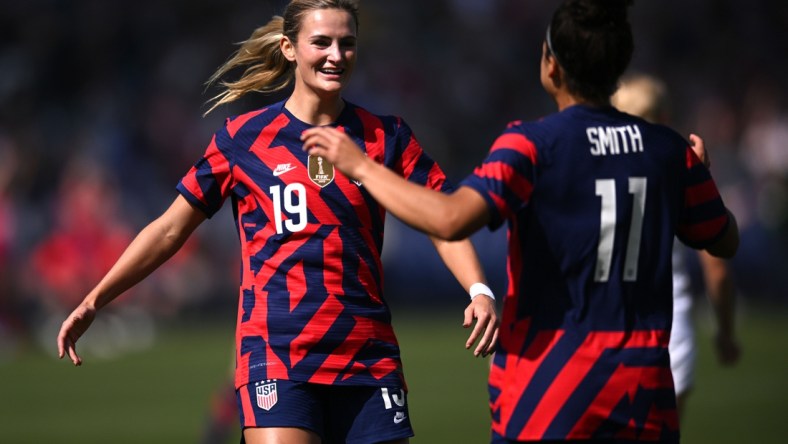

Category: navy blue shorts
[237, 379, 414, 444]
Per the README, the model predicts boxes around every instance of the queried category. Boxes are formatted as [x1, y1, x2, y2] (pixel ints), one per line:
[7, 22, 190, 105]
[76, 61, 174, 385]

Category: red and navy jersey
[177, 99, 450, 390]
[461, 105, 730, 442]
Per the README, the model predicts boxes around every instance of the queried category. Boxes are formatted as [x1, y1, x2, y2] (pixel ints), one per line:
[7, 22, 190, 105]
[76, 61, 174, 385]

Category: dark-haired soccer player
[57, 1, 499, 443]
[303, 0, 739, 442]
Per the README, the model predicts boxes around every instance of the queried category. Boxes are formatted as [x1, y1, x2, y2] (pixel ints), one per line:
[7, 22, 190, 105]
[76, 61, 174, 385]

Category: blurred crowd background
[1, 0, 787, 359]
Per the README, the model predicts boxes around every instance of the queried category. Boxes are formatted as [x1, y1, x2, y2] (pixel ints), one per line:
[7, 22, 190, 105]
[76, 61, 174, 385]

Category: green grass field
[1, 307, 786, 443]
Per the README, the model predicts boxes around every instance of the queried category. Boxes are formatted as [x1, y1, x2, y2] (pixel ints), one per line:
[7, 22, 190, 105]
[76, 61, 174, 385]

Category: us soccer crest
[308, 155, 334, 187]
[255, 379, 278, 411]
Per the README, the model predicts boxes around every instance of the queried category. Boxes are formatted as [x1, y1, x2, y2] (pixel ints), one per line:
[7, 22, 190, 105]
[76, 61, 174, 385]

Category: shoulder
[498, 116, 554, 152]
[343, 101, 404, 133]
[607, 107, 689, 147]
[222, 101, 287, 139]
[652, 122, 689, 147]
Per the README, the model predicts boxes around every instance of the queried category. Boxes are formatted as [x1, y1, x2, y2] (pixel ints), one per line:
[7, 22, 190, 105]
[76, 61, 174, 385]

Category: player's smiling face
[282, 8, 357, 98]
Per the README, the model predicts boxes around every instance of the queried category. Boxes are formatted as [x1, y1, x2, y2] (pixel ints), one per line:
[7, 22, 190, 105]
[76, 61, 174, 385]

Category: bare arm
[302, 126, 490, 240]
[704, 210, 739, 258]
[697, 250, 741, 365]
[57, 195, 207, 365]
[430, 237, 499, 357]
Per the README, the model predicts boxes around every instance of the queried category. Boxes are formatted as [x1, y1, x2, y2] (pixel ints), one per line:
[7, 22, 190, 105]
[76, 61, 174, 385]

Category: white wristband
[469, 283, 495, 301]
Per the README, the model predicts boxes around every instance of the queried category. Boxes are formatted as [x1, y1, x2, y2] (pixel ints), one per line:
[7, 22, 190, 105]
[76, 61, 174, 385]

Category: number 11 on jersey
[594, 177, 647, 282]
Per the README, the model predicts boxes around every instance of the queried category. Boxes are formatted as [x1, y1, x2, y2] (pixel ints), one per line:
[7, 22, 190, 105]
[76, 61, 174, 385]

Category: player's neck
[553, 90, 580, 111]
[286, 89, 344, 126]
[554, 90, 608, 111]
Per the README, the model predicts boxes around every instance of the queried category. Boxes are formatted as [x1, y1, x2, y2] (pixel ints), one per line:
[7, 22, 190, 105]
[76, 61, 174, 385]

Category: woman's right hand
[57, 302, 97, 366]
[301, 126, 369, 180]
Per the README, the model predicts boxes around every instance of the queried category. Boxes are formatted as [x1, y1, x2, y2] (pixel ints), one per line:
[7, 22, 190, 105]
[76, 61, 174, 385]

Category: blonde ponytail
[204, 16, 293, 116]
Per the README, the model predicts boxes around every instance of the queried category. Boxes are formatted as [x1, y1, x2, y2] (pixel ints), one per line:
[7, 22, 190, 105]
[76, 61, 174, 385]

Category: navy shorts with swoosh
[237, 380, 414, 443]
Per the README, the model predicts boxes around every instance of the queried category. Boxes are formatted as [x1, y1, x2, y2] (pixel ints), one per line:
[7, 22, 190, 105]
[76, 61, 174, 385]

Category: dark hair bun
[570, 0, 633, 28]
[549, 0, 634, 103]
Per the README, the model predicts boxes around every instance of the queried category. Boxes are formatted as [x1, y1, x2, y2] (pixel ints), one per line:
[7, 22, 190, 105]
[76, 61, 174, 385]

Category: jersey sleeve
[676, 145, 730, 248]
[393, 118, 453, 192]
[176, 121, 235, 218]
[460, 123, 538, 230]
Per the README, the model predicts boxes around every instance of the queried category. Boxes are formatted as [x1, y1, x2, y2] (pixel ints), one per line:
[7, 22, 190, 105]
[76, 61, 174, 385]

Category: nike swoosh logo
[273, 165, 297, 176]
[394, 413, 407, 424]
